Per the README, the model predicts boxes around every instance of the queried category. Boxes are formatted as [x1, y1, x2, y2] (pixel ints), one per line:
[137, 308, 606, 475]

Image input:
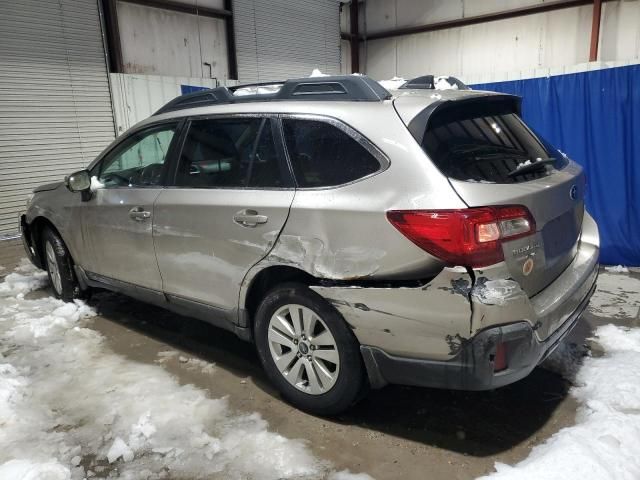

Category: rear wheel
[254, 282, 365, 415]
[42, 227, 85, 302]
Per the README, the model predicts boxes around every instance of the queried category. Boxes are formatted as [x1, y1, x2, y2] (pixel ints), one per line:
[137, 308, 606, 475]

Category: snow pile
[310, 68, 330, 77]
[233, 84, 282, 96]
[480, 272, 640, 479]
[378, 77, 406, 90]
[480, 324, 640, 480]
[0, 258, 48, 295]
[0, 263, 370, 480]
[434, 76, 459, 90]
[605, 265, 629, 273]
[514, 160, 532, 169]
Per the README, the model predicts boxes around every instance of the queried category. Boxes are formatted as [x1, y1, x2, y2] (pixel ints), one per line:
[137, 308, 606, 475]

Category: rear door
[153, 115, 295, 312]
[401, 95, 585, 295]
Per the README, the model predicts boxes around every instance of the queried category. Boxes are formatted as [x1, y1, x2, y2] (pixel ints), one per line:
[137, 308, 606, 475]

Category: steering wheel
[139, 163, 163, 185]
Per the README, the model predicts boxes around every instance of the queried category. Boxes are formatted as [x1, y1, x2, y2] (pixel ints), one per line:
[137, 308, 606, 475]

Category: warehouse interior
[1, 1, 640, 479]
[1, 0, 638, 265]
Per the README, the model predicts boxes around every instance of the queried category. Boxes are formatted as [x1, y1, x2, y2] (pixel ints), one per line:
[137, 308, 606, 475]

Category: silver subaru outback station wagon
[21, 75, 599, 415]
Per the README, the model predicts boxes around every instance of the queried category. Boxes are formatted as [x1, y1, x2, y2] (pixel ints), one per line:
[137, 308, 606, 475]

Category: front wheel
[254, 282, 365, 415]
[42, 227, 86, 302]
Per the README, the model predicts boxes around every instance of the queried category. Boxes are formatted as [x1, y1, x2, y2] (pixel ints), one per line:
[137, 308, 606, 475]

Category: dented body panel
[311, 267, 473, 360]
[306, 212, 599, 388]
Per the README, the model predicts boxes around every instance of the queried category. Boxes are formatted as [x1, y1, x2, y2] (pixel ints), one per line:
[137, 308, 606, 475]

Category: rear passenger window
[282, 119, 381, 187]
[175, 118, 287, 188]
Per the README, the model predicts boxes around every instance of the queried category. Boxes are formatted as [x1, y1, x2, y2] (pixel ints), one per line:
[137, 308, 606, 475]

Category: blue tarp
[180, 84, 209, 95]
[471, 64, 640, 266]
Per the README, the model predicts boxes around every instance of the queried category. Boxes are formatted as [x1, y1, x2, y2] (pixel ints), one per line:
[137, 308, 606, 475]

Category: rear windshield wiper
[508, 157, 556, 177]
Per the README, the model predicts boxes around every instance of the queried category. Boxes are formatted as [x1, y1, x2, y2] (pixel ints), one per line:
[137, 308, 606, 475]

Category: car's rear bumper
[360, 277, 596, 390]
[311, 212, 599, 390]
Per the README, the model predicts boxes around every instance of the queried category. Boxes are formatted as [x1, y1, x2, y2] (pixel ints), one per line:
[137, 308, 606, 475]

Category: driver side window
[96, 124, 177, 188]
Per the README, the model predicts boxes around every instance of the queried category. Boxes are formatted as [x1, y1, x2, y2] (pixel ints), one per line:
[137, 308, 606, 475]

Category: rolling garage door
[0, 0, 115, 235]
[233, 0, 341, 83]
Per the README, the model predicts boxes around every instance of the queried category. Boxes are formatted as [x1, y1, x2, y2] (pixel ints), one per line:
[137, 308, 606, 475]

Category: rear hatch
[395, 92, 585, 296]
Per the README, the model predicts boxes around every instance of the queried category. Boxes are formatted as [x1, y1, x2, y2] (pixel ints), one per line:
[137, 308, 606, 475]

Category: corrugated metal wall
[0, 0, 115, 235]
[234, 0, 341, 82]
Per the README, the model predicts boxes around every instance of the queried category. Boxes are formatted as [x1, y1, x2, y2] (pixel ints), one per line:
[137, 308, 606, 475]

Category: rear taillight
[386, 205, 535, 268]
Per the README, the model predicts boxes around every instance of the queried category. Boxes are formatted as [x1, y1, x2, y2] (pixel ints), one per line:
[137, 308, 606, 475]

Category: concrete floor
[1, 238, 634, 480]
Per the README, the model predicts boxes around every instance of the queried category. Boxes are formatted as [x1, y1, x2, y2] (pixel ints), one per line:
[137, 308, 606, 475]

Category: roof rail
[399, 75, 470, 90]
[154, 75, 391, 115]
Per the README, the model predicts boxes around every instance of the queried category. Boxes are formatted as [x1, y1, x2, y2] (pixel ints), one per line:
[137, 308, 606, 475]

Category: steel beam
[589, 0, 602, 61]
[341, 0, 612, 42]
[119, 0, 232, 19]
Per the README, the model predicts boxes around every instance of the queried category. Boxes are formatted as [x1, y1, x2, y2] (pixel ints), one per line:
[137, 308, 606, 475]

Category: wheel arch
[241, 264, 319, 331]
[29, 216, 65, 269]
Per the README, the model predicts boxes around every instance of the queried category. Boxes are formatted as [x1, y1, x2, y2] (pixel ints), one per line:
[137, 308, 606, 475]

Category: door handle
[233, 209, 268, 227]
[129, 206, 151, 221]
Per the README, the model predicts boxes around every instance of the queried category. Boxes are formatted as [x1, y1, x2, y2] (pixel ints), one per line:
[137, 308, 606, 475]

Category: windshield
[421, 100, 568, 183]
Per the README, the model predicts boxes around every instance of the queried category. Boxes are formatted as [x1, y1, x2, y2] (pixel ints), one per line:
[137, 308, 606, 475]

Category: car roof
[142, 75, 513, 134]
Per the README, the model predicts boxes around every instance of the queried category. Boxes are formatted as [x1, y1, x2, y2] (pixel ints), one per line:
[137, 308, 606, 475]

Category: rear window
[282, 119, 381, 188]
[421, 100, 568, 183]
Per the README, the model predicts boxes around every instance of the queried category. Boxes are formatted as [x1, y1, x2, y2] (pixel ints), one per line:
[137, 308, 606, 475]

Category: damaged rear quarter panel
[310, 267, 473, 360]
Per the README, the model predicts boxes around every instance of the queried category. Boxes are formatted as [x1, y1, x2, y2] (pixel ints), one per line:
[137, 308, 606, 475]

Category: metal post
[224, 0, 238, 80]
[350, 0, 360, 74]
[589, 0, 602, 61]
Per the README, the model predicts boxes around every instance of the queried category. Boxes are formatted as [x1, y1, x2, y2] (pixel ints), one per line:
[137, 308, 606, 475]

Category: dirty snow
[605, 265, 629, 273]
[155, 350, 216, 374]
[0, 262, 371, 480]
[480, 271, 640, 480]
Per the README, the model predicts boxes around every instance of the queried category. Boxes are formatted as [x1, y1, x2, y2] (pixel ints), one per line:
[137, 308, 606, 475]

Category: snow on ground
[480, 271, 640, 480]
[0, 261, 371, 480]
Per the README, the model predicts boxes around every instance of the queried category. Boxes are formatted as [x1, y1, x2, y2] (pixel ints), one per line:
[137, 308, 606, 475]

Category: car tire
[254, 282, 365, 415]
[42, 227, 86, 302]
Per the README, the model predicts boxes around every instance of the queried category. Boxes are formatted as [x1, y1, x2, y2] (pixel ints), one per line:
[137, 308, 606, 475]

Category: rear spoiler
[407, 94, 522, 145]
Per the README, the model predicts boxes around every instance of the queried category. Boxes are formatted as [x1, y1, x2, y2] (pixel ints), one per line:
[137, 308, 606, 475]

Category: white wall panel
[599, 0, 640, 62]
[346, 0, 640, 84]
[117, 2, 229, 79]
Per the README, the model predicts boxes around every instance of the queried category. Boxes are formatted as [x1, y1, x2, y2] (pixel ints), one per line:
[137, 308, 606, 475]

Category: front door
[153, 116, 295, 311]
[83, 122, 179, 290]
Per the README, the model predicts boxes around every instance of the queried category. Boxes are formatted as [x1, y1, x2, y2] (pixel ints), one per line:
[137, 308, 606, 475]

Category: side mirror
[65, 170, 91, 192]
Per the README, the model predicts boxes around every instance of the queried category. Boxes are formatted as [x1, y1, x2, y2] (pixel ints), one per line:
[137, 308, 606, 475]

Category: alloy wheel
[267, 303, 340, 395]
[45, 241, 62, 295]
